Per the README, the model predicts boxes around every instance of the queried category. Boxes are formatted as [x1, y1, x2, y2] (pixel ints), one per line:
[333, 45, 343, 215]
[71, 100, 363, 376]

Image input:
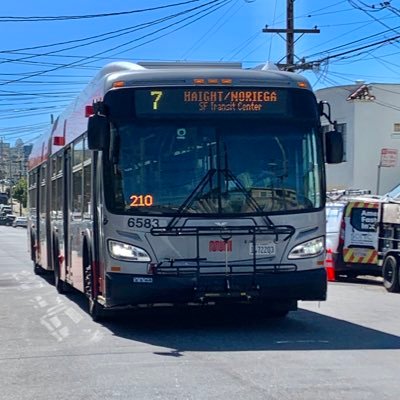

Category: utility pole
[263, 0, 320, 71]
[8, 159, 12, 211]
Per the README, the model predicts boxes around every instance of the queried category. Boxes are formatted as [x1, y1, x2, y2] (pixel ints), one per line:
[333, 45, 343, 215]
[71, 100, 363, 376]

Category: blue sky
[1, 0, 400, 145]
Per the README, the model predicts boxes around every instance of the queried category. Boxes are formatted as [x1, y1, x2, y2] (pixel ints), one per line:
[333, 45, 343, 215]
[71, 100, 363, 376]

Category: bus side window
[83, 138, 92, 219]
[72, 140, 84, 219]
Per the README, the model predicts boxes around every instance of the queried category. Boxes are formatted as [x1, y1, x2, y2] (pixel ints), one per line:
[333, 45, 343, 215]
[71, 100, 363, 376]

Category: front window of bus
[105, 121, 323, 215]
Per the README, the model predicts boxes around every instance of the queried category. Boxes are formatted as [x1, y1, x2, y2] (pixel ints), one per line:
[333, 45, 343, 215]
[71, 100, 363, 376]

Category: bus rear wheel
[53, 243, 69, 294]
[383, 255, 400, 293]
[33, 262, 45, 276]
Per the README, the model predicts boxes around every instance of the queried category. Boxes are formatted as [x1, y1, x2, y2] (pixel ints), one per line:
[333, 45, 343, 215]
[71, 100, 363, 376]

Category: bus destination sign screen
[134, 88, 289, 117]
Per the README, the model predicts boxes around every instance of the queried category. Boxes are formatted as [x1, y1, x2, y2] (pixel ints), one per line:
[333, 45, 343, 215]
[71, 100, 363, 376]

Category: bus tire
[33, 262, 44, 276]
[383, 255, 400, 293]
[31, 239, 45, 275]
[268, 309, 290, 318]
[53, 242, 69, 294]
[89, 298, 106, 322]
[83, 242, 106, 322]
[262, 300, 295, 318]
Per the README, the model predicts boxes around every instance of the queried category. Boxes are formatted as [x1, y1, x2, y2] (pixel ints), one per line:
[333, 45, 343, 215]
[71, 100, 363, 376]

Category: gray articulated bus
[27, 61, 342, 320]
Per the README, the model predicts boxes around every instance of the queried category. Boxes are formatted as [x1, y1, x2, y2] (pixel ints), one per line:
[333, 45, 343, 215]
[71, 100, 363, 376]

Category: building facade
[317, 83, 400, 195]
[0, 139, 32, 186]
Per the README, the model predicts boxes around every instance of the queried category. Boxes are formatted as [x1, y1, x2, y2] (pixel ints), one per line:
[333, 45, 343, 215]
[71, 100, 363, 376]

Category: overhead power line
[304, 24, 400, 59]
[0, 0, 203, 22]
[0, 0, 231, 86]
[0, 0, 225, 68]
[310, 34, 400, 65]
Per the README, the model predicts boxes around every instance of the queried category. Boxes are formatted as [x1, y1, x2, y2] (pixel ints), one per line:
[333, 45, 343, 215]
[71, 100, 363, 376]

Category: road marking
[64, 307, 83, 324]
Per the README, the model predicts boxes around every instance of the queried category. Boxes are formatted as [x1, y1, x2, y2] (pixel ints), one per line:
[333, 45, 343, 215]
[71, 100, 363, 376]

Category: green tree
[13, 177, 27, 208]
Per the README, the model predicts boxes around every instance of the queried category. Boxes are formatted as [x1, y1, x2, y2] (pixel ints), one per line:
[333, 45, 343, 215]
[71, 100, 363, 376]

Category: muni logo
[208, 240, 232, 252]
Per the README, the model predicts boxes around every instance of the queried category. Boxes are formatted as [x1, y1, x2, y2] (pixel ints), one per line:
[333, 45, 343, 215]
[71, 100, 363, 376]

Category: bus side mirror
[87, 114, 109, 151]
[325, 130, 343, 164]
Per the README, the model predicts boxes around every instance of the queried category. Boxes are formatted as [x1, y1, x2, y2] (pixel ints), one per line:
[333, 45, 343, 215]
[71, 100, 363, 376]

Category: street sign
[380, 148, 398, 167]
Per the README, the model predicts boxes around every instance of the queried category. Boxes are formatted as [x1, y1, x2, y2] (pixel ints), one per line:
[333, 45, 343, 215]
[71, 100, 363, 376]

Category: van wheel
[383, 255, 400, 293]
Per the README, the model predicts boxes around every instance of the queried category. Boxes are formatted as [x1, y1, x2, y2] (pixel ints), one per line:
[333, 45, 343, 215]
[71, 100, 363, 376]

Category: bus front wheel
[83, 244, 106, 322]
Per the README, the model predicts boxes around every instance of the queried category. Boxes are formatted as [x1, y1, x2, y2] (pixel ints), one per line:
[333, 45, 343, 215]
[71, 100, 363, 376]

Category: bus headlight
[108, 240, 151, 262]
[288, 237, 325, 259]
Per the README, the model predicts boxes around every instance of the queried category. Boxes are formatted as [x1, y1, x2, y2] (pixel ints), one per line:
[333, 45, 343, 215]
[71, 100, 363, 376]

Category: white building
[316, 83, 400, 195]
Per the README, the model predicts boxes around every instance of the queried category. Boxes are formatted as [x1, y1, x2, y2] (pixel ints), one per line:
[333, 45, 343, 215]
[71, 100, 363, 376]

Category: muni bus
[27, 61, 342, 320]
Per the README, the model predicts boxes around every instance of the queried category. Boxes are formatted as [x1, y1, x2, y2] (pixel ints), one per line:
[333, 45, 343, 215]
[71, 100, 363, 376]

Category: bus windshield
[105, 121, 323, 215]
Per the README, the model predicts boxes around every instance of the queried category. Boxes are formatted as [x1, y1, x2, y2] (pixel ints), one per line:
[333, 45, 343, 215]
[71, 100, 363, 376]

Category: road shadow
[36, 273, 400, 354]
[96, 303, 400, 353]
[333, 275, 383, 287]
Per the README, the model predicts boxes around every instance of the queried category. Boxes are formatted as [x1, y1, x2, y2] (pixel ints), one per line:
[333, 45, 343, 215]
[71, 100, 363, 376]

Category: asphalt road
[1, 226, 400, 400]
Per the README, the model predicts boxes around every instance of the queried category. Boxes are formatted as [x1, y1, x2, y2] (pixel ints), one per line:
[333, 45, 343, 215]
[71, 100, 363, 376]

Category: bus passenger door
[39, 163, 51, 269]
[62, 148, 72, 282]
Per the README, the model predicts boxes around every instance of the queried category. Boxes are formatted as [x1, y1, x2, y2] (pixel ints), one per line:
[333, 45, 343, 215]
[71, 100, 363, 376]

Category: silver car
[12, 216, 27, 228]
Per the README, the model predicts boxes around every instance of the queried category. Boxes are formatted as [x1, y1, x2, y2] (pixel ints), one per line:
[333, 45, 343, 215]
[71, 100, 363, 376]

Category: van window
[326, 205, 344, 233]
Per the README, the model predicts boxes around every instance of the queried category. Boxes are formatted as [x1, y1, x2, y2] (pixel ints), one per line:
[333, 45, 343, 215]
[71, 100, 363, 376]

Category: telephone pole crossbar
[263, 0, 320, 72]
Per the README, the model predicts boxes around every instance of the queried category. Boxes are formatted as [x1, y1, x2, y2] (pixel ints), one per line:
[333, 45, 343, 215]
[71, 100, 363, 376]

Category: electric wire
[0, 1, 203, 22]
[0, 0, 231, 86]
[0, 0, 226, 68]
[181, 0, 242, 58]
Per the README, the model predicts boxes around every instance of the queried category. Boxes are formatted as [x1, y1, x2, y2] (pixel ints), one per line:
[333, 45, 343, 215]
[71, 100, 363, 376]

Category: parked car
[0, 214, 16, 226]
[12, 216, 27, 228]
[0, 205, 12, 215]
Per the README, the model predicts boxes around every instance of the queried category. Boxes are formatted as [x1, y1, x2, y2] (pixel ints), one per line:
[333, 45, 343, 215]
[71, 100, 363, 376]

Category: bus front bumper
[103, 268, 327, 308]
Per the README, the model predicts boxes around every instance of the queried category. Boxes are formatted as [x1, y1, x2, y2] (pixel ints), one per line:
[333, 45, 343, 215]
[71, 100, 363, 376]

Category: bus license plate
[249, 242, 276, 256]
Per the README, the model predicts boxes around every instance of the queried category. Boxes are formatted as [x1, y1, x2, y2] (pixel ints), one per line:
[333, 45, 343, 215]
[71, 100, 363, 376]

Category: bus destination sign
[134, 88, 288, 117]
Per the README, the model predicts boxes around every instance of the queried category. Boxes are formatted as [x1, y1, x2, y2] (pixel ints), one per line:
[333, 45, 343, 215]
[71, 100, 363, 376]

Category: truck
[326, 189, 400, 292]
[0, 192, 8, 205]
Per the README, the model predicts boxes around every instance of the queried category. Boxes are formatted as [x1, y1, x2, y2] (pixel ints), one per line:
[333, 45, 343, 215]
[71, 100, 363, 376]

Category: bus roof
[28, 61, 313, 171]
